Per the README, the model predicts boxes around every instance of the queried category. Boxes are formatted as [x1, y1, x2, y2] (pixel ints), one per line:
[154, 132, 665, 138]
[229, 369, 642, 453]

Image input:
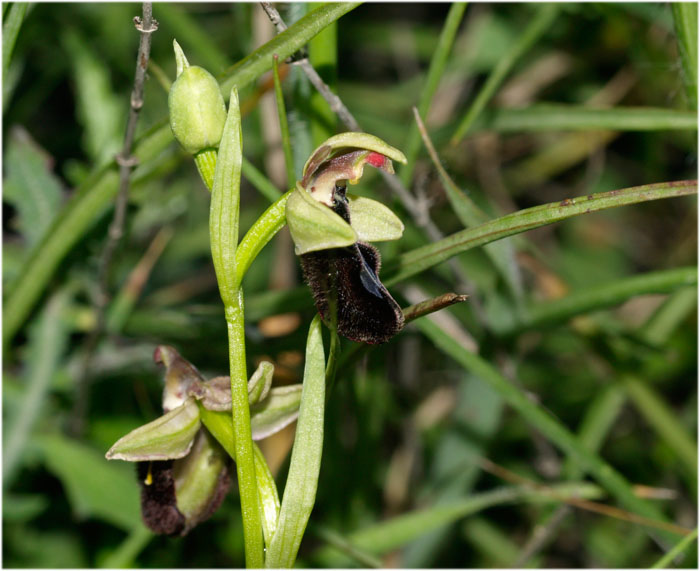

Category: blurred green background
[2, 2, 697, 568]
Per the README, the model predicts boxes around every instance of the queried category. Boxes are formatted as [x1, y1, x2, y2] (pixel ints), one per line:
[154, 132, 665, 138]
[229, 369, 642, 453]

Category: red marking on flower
[366, 152, 386, 168]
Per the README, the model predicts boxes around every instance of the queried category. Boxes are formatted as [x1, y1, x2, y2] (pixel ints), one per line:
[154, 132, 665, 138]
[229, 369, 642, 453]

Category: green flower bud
[168, 41, 226, 155]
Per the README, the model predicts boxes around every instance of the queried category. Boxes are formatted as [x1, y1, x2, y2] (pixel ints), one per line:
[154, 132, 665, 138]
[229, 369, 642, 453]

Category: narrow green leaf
[266, 315, 326, 568]
[401, 1, 468, 184]
[451, 3, 559, 143]
[672, 2, 698, 109]
[499, 267, 698, 335]
[272, 54, 297, 189]
[220, 3, 361, 96]
[2, 2, 28, 85]
[241, 157, 284, 203]
[414, 108, 523, 301]
[414, 317, 681, 546]
[651, 527, 698, 569]
[314, 482, 603, 566]
[476, 105, 698, 132]
[37, 434, 141, 531]
[210, 88, 243, 307]
[62, 30, 123, 164]
[640, 286, 698, 346]
[386, 180, 698, 286]
[3, 121, 173, 347]
[98, 524, 152, 569]
[562, 384, 626, 481]
[622, 375, 698, 480]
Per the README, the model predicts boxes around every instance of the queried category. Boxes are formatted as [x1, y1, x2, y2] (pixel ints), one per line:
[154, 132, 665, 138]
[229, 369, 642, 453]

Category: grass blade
[386, 180, 697, 286]
[400, 2, 468, 184]
[499, 267, 698, 334]
[671, 2, 698, 109]
[2, 2, 27, 85]
[314, 482, 603, 566]
[622, 375, 698, 481]
[476, 105, 698, 132]
[272, 55, 297, 188]
[451, 3, 559, 144]
[414, 317, 683, 546]
[651, 527, 698, 569]
[220, 3, 361, 97]
[266, 315, 326, 568]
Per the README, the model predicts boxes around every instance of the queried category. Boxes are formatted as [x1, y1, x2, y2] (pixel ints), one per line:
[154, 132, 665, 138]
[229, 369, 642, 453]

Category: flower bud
[168, 42, 226, 155]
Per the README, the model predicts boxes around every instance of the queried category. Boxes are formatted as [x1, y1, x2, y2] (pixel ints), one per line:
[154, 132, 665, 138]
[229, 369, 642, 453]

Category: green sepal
[200, 361, 274, 411]
[286, 183, 357, 255]
[105, 398, 201, 461]
[248, 361, 274, 404]
[302, 132, 407, 181]
[172, 429, 229, 534]
[250, 385, 303, 441]
[347, 194, 404, 242]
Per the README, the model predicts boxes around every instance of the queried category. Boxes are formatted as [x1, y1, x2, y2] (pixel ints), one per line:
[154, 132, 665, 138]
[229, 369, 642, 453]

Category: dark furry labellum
[137, 461, 186, 536]
[137, 458, 231, 537]
[301, 185, 404, 344]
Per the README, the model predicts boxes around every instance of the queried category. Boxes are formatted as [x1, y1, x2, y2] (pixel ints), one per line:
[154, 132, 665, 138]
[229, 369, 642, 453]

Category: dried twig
[71, 3, 158, 436]
[479, 457, 692, 537]
[402, 292, 468, 323]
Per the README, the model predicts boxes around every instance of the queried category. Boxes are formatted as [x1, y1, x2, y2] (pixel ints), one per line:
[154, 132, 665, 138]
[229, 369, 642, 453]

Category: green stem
[210, 88, 262, 567]
[234, 189, 293, 288]
[273, 54, 298, 188]
[225, 295, 263, 567]
[198, 405, 281, 547]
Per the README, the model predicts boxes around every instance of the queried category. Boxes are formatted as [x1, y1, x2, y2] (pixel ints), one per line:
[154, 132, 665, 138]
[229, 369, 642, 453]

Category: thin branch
[71, 3, 158, 436]
[402, 292, 469, 323]
[512, 505, 570, 568]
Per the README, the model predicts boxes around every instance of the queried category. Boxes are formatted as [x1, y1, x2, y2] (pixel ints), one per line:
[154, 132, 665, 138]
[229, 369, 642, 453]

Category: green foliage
[2, 2, 696, 569]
